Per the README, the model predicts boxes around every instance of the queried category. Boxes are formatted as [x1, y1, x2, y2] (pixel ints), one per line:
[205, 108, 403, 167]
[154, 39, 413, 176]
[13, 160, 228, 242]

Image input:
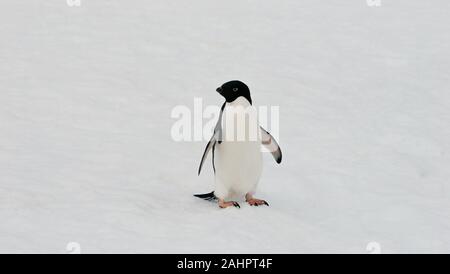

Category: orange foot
[218, 199, 240, 209]
[245, 194, 269, 207]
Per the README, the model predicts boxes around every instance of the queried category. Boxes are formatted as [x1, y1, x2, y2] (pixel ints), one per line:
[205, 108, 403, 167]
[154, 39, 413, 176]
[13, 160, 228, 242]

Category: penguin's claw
[246, 199, 269, 207]
[218, 200, 240, 209]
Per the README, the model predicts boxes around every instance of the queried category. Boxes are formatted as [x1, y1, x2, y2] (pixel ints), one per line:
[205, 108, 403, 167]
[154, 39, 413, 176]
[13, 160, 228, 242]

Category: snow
[1, 0, 450, 253]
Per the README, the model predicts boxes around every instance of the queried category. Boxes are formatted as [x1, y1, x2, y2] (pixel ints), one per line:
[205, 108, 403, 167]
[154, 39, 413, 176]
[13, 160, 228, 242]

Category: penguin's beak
[216, 87, 223, 94]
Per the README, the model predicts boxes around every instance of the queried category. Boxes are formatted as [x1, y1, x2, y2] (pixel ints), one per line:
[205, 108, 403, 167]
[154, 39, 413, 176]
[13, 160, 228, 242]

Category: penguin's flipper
[260, 126, 282, 164]
[198, 136, 216, 175]
[198, 102, 226, 175]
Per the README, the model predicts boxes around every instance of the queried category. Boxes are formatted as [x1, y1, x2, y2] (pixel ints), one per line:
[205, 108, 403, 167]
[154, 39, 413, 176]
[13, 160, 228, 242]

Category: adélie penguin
[195, 80, 282, 208]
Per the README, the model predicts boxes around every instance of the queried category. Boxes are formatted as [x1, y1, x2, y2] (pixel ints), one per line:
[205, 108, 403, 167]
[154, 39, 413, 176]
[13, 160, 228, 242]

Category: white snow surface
[1, 0, 450, 253]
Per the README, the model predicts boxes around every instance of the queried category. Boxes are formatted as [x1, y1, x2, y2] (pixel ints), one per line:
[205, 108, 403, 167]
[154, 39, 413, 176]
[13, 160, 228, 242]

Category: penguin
[195, 80, 282, 208]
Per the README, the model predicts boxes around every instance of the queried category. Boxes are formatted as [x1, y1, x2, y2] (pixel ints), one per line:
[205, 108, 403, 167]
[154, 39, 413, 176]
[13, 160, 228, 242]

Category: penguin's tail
[193, 191, 217, 202]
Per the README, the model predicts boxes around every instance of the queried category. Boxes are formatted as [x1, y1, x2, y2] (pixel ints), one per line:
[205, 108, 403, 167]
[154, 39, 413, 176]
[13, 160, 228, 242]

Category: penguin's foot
[218, 199, 240, 209]
[245, 194, 269, 207]
[246, 199, 269, 206]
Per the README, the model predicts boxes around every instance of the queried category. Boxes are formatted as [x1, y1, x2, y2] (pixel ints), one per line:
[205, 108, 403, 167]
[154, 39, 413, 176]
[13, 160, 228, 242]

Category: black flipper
[193, 191, 217, 201]
[197, 103, 226, 175]
[260, 126, 282, 164]
[198, 137, 216, 175]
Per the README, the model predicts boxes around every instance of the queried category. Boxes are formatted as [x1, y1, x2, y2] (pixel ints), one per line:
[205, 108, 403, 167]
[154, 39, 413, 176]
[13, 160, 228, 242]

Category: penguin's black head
[216, 80, 252, 105]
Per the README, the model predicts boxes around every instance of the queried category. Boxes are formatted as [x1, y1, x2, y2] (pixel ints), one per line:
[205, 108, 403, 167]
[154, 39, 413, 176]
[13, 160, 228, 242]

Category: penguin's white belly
[213, 97, 263, 200]
[214, 141, 262, 199]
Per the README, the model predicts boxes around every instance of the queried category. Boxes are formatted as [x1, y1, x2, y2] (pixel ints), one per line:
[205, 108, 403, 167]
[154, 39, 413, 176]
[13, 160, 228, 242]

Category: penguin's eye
[233, 88, 238, 92]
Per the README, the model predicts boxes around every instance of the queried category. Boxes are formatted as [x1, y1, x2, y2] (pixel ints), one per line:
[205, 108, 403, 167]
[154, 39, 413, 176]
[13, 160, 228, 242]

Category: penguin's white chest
[213, 97, 263, 199]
